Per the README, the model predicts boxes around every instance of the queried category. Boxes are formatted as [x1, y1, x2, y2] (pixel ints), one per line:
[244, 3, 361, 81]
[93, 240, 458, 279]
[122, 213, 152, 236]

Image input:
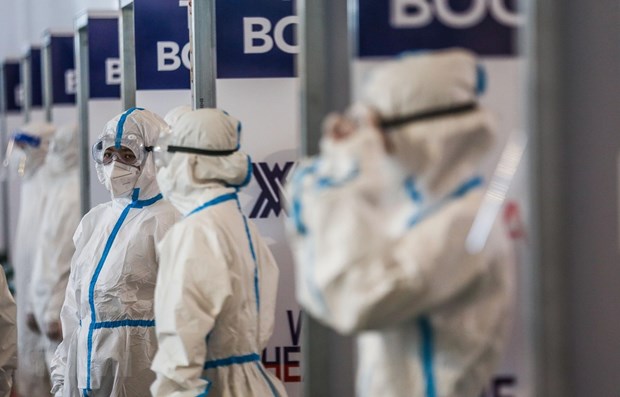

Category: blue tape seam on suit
[407, 176, 483, 228]
[234, 195, 260, 312]
[203, 353, 260, 370]
[418, 316, 437, 397]
[256, 361, 280, 397]
[115, 107, 144, 148]
[186, 192, 238, 217]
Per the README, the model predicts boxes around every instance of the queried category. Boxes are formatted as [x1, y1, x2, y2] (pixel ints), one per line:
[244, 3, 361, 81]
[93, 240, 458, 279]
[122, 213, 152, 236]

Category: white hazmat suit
[286, 49, 515, 397]
[150, 109, 287, 397]
[51, 108, 180, 397]
[163, 105, 191, 127]
[29, 123, 81, 372]
[0, 266, 17, 397]
[11, 121, 56, 396]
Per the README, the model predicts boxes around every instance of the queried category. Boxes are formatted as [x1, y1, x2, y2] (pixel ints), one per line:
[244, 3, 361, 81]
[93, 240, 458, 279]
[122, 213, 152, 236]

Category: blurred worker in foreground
[28, 123, 81, 375]
[51, 108, 179, 396]
[150, 108, 287, 397]
[9, 121, 55, 396]
[286, 49, 515, 397]
[0, 266, 17, 397]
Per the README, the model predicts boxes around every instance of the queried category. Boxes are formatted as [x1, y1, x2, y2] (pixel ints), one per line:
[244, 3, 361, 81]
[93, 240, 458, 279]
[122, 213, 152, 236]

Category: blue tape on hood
[115, 107, 144, 148]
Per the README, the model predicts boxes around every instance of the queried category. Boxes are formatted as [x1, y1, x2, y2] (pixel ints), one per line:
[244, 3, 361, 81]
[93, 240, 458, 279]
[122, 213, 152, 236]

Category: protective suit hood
[46, 122, 79, 175]
[156, 108, 252, 215]
[163, 105, 191, 127]
[96, 108, 167, 204]
[363, 48, 496, 197]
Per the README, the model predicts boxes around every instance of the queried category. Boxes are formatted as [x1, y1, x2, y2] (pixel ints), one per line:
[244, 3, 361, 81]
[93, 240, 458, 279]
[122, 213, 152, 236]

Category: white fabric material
[29, 123, 81, 374]
[163, 105, 191, 127]
[151, 109, 286, 397]
[156, 108, 252, 216]
[46, 123, 79, 173]
[51, 108, 181, 397]
[0, 267, 17, 397]
[13, 121, 55, 396]
[286, 49, 515, 397]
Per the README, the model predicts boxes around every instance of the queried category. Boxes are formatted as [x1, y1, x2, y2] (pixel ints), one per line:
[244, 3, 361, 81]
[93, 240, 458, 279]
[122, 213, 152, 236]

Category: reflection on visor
[2, 139, 15, 168]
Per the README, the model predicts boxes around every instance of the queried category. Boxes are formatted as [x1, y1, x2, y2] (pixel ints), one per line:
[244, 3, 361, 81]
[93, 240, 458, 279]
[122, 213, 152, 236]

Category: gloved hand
[323, 105, 392, 151]
[46, 320, 62, 342]
[26, 312, 40, 333]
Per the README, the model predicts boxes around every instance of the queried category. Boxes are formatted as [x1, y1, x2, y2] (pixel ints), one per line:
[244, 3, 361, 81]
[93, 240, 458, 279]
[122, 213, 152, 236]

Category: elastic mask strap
[380, 102, 478, 131]
[168, 145, 238, 157]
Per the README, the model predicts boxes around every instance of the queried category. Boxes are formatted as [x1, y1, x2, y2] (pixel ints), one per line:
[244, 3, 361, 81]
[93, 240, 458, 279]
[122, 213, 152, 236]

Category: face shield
[2, 131, 45, 177]
[92, 133, 153, 168]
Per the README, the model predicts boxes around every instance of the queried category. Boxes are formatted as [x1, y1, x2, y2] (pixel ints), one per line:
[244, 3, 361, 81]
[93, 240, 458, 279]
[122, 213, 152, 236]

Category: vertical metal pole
[189, 0, 217, 109]
[298, 0, 326, 157]
[298, 5, 330, 392]
[42, 34, 53, 123]
[298, 0, 355, 396]
[526, 0, 570, 396]
[0, 65, 10, 258]
[119, 0, 137, 110]
[21, 54, 31, 123]
[75, 20, 91, 216]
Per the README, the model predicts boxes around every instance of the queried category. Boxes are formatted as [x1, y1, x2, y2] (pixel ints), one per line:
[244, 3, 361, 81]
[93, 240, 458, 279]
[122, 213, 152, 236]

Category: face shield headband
[12, 132, 42, 148]
[153, 128, 240, 169]
[379, 102, 478, 131]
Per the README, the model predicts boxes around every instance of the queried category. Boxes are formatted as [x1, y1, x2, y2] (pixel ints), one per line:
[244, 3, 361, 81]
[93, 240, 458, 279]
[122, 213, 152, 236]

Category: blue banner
[30, 48, 43, 107]
[135, 0, 190, 90]
[216, 0, 297, 78]
[133, 0, 297, 89]
[88, 17, 120, 99]
[50, 36, 76, 104]
[3, 62, 21, 112]
[357, 0, 521, 57]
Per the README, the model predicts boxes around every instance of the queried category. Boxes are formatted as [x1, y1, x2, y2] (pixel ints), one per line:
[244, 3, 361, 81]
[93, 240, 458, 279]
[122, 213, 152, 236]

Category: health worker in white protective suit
[150, 108, 287, 397]
[28, 123, 81, 374]
[10, 121, 56, 396]
[0, 266, 17, 397]
[51, 108, 180, 397]
[286, 49, 515, 397]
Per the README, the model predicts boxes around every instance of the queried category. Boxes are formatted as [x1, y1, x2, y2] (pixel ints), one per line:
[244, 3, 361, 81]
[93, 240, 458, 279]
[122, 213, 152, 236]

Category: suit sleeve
[0, 267, 17, 397]
[287, 132, 493, 334]
[50, 220, 84, 396]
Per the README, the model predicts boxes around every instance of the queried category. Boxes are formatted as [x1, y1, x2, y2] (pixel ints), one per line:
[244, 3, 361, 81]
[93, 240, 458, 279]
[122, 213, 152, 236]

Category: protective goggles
[92, 133, 152, 167]
[152, 131, 238, 168]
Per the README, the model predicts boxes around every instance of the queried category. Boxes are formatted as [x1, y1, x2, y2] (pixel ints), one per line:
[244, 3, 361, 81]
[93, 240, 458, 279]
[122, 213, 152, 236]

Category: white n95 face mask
[103, 161, 140, 198]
